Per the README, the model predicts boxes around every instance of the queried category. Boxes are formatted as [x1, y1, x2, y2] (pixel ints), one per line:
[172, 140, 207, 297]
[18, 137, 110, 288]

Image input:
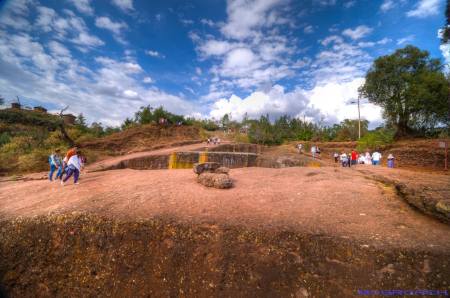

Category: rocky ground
[1, 143, 449, 297]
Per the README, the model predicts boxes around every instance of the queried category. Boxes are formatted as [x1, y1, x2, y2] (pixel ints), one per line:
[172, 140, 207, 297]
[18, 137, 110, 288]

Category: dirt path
[1, 166, 449, 252]
[87, 141, 227, 171]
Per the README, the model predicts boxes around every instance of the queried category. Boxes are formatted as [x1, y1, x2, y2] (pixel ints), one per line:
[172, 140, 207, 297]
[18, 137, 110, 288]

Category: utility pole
[357, 95, 361, 140]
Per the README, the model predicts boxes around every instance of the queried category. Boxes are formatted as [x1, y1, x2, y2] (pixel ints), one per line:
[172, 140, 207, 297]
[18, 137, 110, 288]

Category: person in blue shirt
[48, 149, 63, 181]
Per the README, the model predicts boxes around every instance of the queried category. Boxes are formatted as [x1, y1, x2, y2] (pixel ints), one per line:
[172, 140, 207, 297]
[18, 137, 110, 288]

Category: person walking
[61, 152, 82, 185]
[387, 153, 395, 168]
[48, 149, 62, 181]
[372, 151, 382, 166]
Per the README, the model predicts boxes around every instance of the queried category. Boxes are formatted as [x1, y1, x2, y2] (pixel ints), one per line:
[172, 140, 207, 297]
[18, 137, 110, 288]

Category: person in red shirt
[351, 150, 358, 166]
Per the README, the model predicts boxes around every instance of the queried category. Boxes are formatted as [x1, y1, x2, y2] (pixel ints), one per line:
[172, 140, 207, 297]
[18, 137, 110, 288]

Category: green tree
[220, 114, 230, 130]
[90, 122, 104, 137]
[335, 119, 369, 141]
[75, 113, 88, 132]
[121, 117, 136, 130]
[134, 105, 154, 124]
[359, 46, 448, 137]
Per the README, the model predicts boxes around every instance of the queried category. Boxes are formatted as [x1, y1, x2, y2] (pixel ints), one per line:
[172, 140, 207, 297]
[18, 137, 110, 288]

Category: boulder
[193, 162, 221, 175]
[197, 173, 233, 189]
[214, 167, 230, 174]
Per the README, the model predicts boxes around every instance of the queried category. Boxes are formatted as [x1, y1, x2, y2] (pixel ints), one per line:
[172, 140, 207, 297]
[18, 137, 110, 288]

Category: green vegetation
[356, 129, 395, 152]
[359, 45, 449, 137]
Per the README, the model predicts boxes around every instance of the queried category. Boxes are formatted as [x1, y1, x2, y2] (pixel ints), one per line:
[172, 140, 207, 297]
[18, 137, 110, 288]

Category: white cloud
[220, 0, 286, 40]
[145, 50, 165, 58]
[321, 35, 343, 46]
[198, 39, 236, 57]
[209, 84, 317, 121]
[343, 1, 356, 8]
[67, 0, 94, 15]
[315, 0, 337, 6]
[306, 78, 382, 125]
[95, 17, 127, 35]
[406, 0, 440, 18]
[112, 0, 134, 12]
[304, 25, 314, 34]
[195, 67, 202, 75]
[95, 16, 127, 43]
[123, 89, 138, 98]
[342, 25, 373, 40]
[48, 40, 71, 57]
[143, 76, 153, 83]
[397, 35, 415, 45]
[380, 0, 395, 12]
[72, 32, 104, 47]
[358, 38, 391, 48]
[200, 19, 215, 27]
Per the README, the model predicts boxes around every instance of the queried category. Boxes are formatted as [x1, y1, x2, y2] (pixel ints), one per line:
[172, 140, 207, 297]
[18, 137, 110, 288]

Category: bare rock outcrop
[197, 172, 233, 189]
[194, 162, 233, 189]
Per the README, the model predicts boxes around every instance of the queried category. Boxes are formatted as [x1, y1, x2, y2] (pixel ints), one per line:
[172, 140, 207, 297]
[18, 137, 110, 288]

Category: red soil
[1, 166, 449, 252]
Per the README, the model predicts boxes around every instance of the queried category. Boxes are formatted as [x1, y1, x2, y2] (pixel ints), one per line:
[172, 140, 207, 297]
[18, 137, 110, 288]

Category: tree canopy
[359, 45, 449, 137]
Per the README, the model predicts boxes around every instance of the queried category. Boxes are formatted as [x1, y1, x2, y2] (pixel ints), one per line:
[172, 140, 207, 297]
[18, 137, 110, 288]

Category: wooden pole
[446, 141, 448, 171]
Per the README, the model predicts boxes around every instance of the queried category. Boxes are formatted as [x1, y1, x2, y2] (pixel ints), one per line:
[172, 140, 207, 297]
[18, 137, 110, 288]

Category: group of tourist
[48, 147, 86, 185]
[206, 137, 221, 145]
[334, 150, 395, 168]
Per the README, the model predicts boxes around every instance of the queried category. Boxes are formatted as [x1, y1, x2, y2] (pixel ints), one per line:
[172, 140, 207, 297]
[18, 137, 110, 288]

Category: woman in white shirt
[61, 153, 82, 185]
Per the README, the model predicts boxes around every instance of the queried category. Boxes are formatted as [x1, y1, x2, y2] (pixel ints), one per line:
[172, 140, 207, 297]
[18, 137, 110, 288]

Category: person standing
[311, 145, 317, 159]
[340, 152, 348, 167]
[387, 153, 395, 168]
[351, 150, 358, 166]
[48, 149, 62, 181]
[333, 152, 339, 163]
[61, 152, 82, 185]
[364, 151, 372, 165]
[297, 143, 303, 154]
[372, 151, 382, 166]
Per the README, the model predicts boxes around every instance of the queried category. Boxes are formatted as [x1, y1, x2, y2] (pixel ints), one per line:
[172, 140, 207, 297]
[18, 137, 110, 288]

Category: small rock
[197, 172, 233, 189]
[193, 162, 221, 175]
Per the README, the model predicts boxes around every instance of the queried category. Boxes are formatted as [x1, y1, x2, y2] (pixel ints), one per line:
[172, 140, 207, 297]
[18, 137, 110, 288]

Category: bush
[17, 149, 49, 173]
[357, 129, 395, 152]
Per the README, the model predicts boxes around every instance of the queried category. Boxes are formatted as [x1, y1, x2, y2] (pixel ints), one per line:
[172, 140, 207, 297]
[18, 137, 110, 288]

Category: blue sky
[0, 0, 447, 127]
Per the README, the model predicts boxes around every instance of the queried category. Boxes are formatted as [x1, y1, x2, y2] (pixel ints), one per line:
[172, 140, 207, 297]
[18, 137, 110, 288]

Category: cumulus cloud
[406, 0, 440, 18]
[342, 25, 373, 40]
[209, 84, 317, 121]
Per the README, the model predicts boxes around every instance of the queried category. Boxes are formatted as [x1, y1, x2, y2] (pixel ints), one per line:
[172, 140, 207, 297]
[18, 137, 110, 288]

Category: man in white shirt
[372, 151, 382, 166]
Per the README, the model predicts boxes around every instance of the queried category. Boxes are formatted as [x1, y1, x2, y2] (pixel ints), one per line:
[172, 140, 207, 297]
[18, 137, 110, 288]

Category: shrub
[357, 129, 395, 152]
[17, 149, 49, 173]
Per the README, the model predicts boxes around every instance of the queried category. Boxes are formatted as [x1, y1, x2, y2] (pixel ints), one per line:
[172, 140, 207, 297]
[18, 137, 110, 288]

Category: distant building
[11, 103, 21, 109]
[63, 114, 76, 125]
[33, 106, 47, 113]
